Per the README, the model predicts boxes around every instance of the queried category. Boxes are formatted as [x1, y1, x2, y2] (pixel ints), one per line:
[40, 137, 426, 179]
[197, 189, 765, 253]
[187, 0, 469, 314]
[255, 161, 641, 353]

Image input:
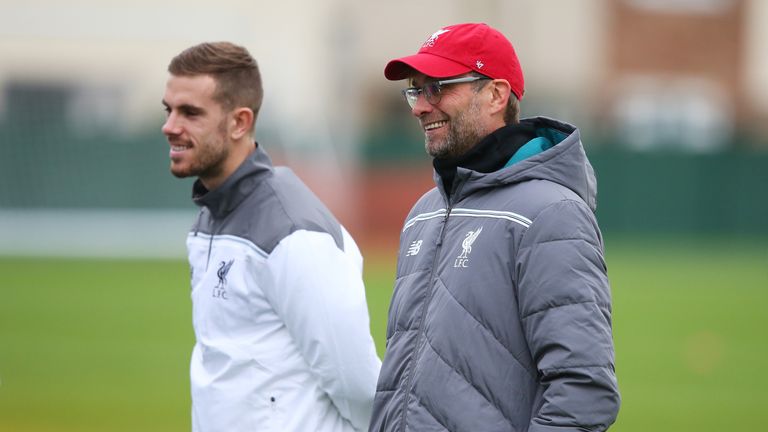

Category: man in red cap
[370, 23, 620, 431]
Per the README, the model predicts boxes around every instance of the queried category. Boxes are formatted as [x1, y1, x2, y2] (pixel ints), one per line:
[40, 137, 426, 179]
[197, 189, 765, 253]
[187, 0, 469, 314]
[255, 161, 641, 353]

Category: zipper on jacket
[398, 205, 452, 431]
[193, 209, 202, 237]
[205, 217, 217, 271]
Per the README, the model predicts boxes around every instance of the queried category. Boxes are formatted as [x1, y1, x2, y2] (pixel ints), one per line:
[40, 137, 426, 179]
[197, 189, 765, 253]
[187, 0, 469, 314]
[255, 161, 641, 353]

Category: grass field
[1, 235, 766, 431]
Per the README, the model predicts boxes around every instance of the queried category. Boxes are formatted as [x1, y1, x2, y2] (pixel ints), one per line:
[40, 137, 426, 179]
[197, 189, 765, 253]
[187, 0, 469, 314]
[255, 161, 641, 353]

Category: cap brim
[384, 53, 472, 81]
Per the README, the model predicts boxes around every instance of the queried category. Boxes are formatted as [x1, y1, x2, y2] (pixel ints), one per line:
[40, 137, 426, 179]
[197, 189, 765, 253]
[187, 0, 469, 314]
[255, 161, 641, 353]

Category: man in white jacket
[161, 41, 381, 432]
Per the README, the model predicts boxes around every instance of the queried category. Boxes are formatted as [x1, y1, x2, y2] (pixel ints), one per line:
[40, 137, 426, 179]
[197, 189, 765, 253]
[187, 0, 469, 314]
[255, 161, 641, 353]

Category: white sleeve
[265, 228, 382, 431]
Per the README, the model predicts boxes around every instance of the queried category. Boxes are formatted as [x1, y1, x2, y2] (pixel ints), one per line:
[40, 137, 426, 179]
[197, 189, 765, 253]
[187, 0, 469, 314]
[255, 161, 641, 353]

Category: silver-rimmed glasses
[401, 76, 490, 108]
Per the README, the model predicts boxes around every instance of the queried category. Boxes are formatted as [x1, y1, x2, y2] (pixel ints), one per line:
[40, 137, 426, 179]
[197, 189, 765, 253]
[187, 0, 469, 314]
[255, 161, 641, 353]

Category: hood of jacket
[438, 116, 598, 211]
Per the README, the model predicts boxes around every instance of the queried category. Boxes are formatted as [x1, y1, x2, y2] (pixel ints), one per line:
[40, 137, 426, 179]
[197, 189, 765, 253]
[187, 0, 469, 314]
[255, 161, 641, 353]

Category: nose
[161, 113, 180, 136]
[410, 93, 433, 118]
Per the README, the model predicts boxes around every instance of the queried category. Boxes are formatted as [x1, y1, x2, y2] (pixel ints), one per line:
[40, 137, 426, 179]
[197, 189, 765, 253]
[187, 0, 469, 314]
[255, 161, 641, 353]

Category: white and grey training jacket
[186, 145, 381, 432]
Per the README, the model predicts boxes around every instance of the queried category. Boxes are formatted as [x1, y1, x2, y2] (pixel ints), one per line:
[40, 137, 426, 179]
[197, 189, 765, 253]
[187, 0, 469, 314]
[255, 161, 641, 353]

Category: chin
[170, 164, 194, 179]
[426, 143, 449, 159]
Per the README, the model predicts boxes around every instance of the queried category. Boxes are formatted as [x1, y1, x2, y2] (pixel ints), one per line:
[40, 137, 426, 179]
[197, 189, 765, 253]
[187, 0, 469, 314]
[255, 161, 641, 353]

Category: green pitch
[0, 236, 766, 431]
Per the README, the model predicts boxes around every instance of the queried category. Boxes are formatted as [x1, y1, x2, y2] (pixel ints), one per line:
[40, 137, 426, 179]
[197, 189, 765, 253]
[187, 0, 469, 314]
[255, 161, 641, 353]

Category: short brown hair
[504, 95, 520, 125]
[471, 72, 520, 125]
[168, 42, 263, 123]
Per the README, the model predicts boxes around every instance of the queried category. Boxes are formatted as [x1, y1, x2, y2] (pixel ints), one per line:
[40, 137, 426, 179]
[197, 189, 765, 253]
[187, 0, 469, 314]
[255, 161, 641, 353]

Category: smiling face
[409, 73, 497, 159]
[161, 74, 235, 189]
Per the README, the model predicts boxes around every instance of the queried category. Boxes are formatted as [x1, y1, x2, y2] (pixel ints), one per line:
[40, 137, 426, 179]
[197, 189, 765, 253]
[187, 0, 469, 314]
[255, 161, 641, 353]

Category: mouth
[423, 120, 448, 132]
[169, 141, 192, 159]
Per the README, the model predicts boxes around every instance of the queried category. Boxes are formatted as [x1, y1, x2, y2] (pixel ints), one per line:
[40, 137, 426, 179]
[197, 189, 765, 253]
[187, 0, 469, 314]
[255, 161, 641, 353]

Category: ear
[486, 79, 512, 117]
[230, 107, 255, 140]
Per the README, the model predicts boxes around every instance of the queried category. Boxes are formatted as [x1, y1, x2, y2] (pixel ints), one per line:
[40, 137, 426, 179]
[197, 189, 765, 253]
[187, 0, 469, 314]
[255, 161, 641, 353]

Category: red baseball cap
[384, 23, 525, 99]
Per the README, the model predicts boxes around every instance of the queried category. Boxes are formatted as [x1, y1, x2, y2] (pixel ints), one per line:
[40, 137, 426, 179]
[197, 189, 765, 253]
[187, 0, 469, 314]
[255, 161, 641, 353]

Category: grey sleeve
[516, 200, 620, 431]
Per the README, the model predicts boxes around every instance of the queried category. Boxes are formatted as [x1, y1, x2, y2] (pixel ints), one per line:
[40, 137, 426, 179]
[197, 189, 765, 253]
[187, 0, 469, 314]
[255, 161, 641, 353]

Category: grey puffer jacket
[370, 117, 620, 432]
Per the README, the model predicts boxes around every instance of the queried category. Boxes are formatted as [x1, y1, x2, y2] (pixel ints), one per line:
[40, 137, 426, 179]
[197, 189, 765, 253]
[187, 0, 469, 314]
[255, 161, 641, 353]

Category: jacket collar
[192, 143, 274, 219]
[433, 117, 598, 211]
[433, 122, 536, 199]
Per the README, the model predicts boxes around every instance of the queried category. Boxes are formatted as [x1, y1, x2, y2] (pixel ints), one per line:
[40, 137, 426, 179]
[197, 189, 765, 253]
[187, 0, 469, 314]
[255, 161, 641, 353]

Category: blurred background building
[1, 0, 766, 257]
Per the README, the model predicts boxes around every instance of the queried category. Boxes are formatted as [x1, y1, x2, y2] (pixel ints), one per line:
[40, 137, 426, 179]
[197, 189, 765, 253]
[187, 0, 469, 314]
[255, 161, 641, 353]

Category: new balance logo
[454, 227, 483, 268]
[406, 240, 423, 256]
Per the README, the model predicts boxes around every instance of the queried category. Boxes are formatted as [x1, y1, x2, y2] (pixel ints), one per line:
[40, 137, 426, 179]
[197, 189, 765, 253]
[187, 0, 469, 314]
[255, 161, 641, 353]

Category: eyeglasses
[401, 76, 490, 108]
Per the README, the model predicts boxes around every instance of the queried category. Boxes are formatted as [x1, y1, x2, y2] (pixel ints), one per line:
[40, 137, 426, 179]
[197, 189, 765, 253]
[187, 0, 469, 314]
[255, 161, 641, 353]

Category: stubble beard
[425, 97, 484, 160]
[171, 119, 230, 180]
